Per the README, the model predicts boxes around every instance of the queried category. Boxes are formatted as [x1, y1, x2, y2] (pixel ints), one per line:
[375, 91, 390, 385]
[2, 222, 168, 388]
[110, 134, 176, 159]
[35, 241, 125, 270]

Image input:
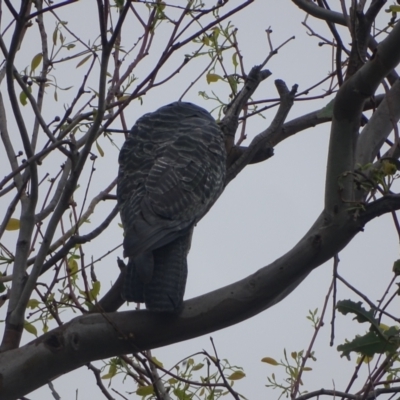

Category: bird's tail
[123, 258, 145, 303]
[144, 229, 192, 313]
[123, 229, 193, 312]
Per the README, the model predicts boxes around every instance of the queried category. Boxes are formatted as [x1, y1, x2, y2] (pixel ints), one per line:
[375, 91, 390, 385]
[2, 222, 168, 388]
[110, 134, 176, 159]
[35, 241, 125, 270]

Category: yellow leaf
[357, 355, 374, 364]
[6, 218, 20, 231]
[227, 371, 246, 380]
[68, 257, 78, 275]
[386, 5, 400, 12]
[31, 53, 43, 72]
[206, 73, 222, 84]
[261, 357, 279, 366]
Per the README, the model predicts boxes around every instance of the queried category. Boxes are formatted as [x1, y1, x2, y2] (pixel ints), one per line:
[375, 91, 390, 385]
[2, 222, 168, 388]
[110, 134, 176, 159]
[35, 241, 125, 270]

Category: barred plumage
[117, 102, 226, 312]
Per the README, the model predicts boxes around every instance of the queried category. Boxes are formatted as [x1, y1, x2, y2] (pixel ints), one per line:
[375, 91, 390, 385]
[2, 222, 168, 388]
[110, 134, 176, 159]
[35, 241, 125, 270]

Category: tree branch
[0, 204, 368, 398]
[226, 80, 297, 184]
[359, 194, 400, 225]
[324, 19, 400, 213]
[356, 79, 400, 167]
[219, 65, 272, 160]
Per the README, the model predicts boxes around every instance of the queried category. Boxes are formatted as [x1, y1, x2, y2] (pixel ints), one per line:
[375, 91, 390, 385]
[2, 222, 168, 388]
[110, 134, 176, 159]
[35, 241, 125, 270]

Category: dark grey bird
[117, 102, 226, 312]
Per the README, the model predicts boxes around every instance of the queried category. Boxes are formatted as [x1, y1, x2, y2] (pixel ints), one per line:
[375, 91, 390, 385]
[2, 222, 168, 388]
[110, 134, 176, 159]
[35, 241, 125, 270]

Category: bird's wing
[118, 102, 226, 258]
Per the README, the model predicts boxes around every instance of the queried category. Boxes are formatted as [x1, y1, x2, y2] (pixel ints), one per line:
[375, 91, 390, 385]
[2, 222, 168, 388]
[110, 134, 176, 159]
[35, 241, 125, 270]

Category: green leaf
[136, 385, 155, 396]
[206, 73, 222, 84]
[31, 53, 43, 72]
[96, 141, 104, 157]
[227, 371, 246, 380]
[337, 300, 376, 325]
[19, 91, 28, 106]
[212, 27, 220, 41]
[52, 27, 57, 45]
[232, 52, 238, 67]
[202, 35, 210, 46]
[337, 328, 400, 359]
[151, 356, 163, 368]
[27, 299, 40, 309]
[227, 75, 237, 94]
[173, 388, 191, 400]
[261, 357, 279, 366]
[89, 281, 101, 300]
[192, 362, 204, 371]
[5, 218, 20, 230]
[381, 160, 397, 176]
[76, 54, 91, 68]
[115, 0, 125, 9]
[24, 321, 38, 337]
[101, 372, 114, 380]
[68, 257, 78, 275]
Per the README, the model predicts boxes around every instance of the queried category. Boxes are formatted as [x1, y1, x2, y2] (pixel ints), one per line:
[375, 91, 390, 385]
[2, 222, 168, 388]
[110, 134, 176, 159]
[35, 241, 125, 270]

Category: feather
[117, 102, 226, 312]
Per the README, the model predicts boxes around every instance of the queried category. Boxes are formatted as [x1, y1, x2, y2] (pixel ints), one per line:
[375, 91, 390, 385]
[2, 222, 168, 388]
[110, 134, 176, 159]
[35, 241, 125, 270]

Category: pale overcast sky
[1, 1, 399, 399]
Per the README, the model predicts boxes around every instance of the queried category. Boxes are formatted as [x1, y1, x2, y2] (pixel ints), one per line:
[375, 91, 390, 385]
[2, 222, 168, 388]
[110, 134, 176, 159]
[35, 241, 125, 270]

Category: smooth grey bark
[0, 210, 364, 400]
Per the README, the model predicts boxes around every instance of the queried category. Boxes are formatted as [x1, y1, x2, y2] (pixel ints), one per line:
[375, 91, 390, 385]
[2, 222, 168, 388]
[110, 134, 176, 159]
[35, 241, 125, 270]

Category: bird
[117, 102, 226, 312]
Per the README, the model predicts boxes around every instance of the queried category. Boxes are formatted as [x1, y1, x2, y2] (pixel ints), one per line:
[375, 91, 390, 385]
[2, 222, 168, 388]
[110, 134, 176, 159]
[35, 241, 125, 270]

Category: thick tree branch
[356, 79, 400, 167]
[1, 1, 39, 352]
[359, 194, 400, 225]
[0, 206, 365, 399]
[324, 20, 400, 213]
